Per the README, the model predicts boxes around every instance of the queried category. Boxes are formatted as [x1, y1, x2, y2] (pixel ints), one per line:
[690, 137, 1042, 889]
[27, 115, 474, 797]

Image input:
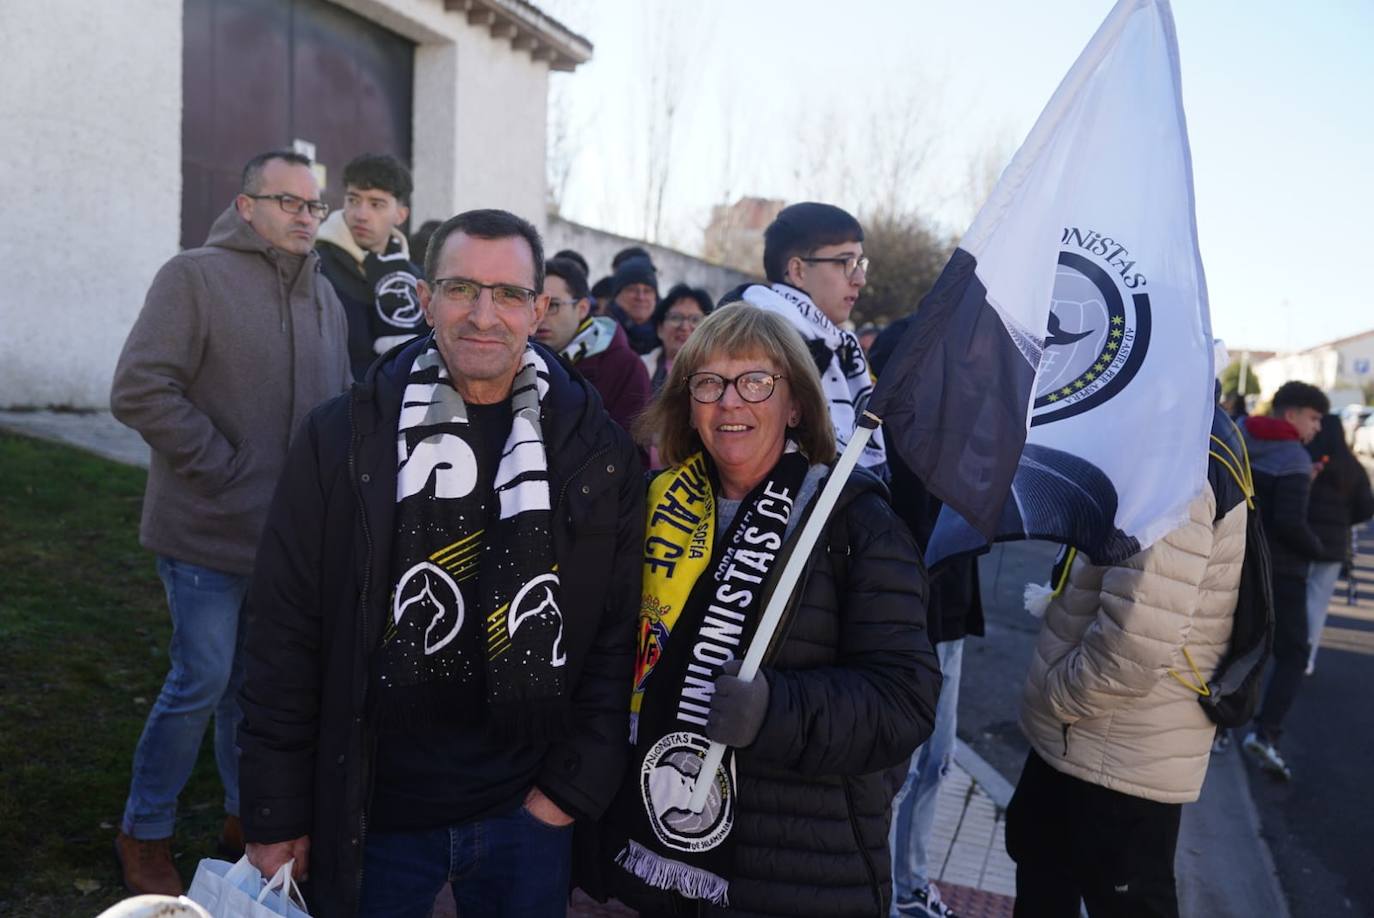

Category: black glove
[706, 659, 770, 748]
[363, 237, 423, 330]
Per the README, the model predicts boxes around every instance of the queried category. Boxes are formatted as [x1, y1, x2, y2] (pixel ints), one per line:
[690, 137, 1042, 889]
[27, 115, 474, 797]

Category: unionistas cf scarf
[741, 283, 887, 469]
[560, 315, 618, 364]
[615, 448, 810, 905]
[379, 338, 569, 740]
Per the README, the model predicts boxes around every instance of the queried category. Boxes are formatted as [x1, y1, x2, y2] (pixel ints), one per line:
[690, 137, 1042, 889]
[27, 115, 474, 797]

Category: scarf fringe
[616, 840, 730, 906]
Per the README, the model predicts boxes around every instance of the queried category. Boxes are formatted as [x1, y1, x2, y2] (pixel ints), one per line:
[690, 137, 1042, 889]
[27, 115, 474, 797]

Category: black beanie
[611, 255, 659, 298]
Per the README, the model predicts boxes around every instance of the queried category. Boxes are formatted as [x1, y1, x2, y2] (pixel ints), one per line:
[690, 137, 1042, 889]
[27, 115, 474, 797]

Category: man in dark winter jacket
[537, 256, 651, 434]
[316, 153, 427, 380]
[1239, 380, 1328, 780]
[606, 254, 661, 355]
[110, 150, 351, 896]
[239, 210, 644, 917]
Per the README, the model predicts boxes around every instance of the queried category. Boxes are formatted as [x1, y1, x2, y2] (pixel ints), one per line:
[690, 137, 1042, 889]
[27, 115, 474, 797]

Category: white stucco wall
[1252, 331, 1374, 403]
[545, 217, 757, 299]
[334, 0, 553, 232]
[0, 0, 182, 408]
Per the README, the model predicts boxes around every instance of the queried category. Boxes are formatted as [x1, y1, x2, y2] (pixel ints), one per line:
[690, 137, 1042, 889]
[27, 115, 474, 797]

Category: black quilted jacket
[714, 469, 941, 917]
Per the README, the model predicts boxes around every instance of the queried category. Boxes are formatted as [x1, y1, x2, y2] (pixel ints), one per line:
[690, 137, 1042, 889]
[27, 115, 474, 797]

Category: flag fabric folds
[869, 0, 1214, 567]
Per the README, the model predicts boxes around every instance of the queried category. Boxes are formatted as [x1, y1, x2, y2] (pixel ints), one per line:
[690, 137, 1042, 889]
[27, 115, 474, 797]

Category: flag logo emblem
[640, 731, 735, 853]
[1033, 233, 1152, 426]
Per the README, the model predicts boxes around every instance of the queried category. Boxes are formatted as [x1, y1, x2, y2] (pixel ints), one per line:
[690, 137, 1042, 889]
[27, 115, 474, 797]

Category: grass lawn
[0, 433, 227, 915]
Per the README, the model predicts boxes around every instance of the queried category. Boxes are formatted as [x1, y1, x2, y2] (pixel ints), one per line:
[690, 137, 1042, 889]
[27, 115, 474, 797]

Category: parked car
[1341, 404, 1372, 446]
[1353, 415, 1374, 457]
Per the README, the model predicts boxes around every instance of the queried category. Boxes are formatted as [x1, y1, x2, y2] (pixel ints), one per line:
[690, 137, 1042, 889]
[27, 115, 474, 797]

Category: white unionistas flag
[869, 0, 1214, 566]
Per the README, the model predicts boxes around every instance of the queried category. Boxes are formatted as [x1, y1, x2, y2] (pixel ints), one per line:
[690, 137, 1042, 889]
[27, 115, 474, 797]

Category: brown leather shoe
[114, 832, 184, 896]
[217, 814, 245, 860]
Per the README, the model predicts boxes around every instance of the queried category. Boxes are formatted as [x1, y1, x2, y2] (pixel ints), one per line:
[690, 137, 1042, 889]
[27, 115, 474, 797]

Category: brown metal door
[181, 0, 414, 248]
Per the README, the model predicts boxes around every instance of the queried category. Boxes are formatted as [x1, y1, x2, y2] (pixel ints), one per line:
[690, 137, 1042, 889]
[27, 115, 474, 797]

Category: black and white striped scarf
[379, 338, 569, 740]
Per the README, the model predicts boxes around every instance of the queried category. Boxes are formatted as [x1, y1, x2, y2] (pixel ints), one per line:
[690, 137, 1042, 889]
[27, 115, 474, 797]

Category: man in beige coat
[1005, 418, 1248, 918]
[110, 150, 351, 895]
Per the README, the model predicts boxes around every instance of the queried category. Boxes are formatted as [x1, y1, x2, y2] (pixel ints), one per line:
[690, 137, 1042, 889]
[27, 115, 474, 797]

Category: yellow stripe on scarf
[632, 452, 715, 719]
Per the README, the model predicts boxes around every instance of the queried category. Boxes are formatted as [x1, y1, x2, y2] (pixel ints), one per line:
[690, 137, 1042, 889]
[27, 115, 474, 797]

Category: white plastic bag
[186, 855, 311, 918]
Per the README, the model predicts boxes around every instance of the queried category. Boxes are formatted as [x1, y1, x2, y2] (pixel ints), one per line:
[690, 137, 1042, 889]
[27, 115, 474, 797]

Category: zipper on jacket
[346, 395, 374, 909]
[842, 779, 884, 917]
[1061, 722, 1071, 757]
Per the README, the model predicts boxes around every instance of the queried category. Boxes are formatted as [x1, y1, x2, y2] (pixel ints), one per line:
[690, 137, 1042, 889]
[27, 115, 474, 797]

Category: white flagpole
[685, 417, 879, 813]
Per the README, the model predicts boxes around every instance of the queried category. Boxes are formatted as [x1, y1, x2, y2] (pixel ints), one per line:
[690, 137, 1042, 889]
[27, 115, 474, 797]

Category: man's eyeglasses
[663, 313, 703, 329]
[801, 254, 870, 279]
[431, 277, 538, 310]
[246, 193, 330, 220]
[686, 371, 786, 404]
[545, 298, 583, 316]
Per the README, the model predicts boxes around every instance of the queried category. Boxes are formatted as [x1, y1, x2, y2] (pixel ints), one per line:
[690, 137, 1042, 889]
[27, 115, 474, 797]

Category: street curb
[954, 738, 1015, 809]
[1227, 747, 1293, 918]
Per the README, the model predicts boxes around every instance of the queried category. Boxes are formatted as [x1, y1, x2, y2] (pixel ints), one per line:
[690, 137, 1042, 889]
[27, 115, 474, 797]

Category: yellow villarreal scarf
[631, 452, 714, 737]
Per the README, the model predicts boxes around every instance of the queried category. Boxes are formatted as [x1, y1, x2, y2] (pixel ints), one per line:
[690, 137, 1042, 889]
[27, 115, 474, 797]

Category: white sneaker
[1242, 731, 1293, 781]
[894, 883, 961, 918]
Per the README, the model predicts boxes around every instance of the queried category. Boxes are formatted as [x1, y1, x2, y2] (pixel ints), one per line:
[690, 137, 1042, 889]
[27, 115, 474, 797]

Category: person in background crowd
[607, 255, 661, 355]
[727, 202, 887, 475]
[602, 304, 939, 917]
[1302, 412, 1373, 674]
[316, 153, 426, 380]
[641, 284, 714, 395]
[870, 315, 985, 918]
[537, 256, 652, 435]
[238, 209, 643, 917]
[590, 275, 614, 316]
[1006, 405, 1247, 918]
[856, 322, 881, 356]
[612, 245, 655, 271]
[409, 219, 442, 276]
[554, 248, 591, 278]
[1240, 381, 1329, 780]
[110, 150, 351, 896]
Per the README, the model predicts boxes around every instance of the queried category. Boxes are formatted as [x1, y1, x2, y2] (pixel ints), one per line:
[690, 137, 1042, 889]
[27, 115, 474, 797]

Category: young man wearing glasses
[729, 201, 886, 473]
[536, 256, 651, 434]
[316, 153, 428, 381]
[238, 209, 644, 917]
[110, 150, 351, 896]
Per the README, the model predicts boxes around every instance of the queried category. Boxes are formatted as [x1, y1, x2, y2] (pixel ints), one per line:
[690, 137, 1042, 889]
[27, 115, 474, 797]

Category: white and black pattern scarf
[560, 315, 618, 365]
[741, 283, 887, 469]
[379, 338, 570, 741]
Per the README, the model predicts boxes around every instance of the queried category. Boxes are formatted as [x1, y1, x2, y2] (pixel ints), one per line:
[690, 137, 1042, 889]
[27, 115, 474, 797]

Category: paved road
[1239, 519, 1374, 918]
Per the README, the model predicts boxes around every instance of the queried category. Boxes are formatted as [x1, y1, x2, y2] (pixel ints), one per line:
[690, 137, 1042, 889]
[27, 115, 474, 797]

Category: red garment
[577, 322, 652, 436]
[1244, 415, 1300, 441]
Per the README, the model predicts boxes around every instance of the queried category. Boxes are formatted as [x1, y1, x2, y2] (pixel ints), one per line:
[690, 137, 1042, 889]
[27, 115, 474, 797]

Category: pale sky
[540, 0, 1373, 353]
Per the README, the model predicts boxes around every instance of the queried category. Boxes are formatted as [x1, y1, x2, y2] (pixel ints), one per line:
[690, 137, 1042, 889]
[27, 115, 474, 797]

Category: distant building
[1250, 329, 1374, 407]
[702, 197, 786, 276]
[2, 0, 590, 408]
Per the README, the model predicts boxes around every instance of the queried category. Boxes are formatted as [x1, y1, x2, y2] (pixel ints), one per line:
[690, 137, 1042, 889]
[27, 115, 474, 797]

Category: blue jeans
[358, 807, 574, 917]
[121, 556, 248, 839]
[1306, 560, 1342, 669]
[890, 638, 964, 906]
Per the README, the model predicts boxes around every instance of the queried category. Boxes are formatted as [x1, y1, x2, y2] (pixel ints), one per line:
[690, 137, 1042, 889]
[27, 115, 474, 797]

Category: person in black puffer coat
[600, 304, 940, 918]
[1303, 413, 1374, 671]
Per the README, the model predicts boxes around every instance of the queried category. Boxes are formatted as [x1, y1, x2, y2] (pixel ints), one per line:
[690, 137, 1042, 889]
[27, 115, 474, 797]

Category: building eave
[443, 0, 592, 71]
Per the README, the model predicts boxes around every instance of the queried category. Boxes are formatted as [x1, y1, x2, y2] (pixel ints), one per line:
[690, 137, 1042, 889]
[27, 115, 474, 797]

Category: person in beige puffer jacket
[1005, 446, 1247, 918]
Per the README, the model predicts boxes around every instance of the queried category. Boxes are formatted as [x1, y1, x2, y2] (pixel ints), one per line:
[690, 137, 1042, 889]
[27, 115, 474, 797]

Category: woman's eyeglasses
[686, 371, 786, 404]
